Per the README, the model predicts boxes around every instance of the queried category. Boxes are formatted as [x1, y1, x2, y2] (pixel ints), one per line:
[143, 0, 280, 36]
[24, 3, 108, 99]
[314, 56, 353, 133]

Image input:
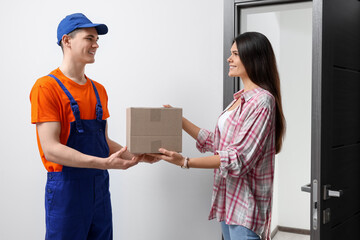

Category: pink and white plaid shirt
[196, 87, 276, 240]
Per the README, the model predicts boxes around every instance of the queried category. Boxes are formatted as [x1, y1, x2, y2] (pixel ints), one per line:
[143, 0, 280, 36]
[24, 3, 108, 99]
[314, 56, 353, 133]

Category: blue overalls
[45, 75, 112, 240]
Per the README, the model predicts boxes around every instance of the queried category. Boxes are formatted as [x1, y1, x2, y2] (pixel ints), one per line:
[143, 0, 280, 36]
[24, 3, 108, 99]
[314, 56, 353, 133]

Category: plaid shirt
[196, 88, 276, 240]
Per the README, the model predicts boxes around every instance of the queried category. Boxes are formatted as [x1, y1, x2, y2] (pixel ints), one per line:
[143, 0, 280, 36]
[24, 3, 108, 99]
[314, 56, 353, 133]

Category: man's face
[67, 27, 99, 64]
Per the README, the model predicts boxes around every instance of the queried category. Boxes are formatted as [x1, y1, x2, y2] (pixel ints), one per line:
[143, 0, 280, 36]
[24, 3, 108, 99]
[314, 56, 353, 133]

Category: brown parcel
[126, 107, 182, 153]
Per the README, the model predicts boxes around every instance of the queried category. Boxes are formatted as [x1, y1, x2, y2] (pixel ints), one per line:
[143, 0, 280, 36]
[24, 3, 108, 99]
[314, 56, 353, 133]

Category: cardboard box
[126, 107, 182, 153]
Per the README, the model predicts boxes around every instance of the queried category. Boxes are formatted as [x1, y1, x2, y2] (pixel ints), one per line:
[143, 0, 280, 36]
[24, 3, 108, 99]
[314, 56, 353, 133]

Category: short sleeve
[30, 82, 60, 124]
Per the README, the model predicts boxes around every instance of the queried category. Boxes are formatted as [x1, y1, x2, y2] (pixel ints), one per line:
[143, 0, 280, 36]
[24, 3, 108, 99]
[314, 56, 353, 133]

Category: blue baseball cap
[57, 13, 108, 46]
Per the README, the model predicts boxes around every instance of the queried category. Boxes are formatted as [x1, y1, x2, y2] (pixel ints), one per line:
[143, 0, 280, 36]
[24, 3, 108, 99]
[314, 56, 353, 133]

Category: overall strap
[48, 74, 84, 133]
[89, 79, 103, 122]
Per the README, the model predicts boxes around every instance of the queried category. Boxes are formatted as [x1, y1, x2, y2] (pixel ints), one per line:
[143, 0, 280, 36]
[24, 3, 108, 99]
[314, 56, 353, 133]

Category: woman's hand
[151, 148, 185, 167]
[163, 104, 173, 108]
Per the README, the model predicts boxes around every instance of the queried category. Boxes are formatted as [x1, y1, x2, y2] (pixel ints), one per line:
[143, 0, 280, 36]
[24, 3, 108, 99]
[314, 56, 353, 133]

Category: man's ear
[62, 34, 71, 48]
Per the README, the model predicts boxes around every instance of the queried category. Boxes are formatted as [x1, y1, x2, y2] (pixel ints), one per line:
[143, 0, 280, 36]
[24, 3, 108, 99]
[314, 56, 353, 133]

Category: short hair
[59, 28, 82, 51]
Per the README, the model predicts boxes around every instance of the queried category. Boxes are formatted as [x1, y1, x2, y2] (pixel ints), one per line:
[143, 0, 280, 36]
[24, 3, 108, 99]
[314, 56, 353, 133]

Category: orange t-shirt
[30, 68, 110, 172]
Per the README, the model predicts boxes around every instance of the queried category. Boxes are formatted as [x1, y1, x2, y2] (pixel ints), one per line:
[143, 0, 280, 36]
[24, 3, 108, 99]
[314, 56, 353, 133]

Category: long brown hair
[234, 32, 285, 153]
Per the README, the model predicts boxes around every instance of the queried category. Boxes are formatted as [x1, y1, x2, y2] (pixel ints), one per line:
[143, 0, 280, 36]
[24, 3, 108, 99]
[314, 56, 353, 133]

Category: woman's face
[227, 43, 248, 78]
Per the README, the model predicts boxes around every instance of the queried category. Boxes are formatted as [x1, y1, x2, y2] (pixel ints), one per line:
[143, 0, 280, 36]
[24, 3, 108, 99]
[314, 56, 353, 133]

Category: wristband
[181, 157, 190, 169]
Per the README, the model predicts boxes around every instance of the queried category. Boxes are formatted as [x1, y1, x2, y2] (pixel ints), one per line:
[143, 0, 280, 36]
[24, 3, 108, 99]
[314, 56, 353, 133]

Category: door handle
[323, 185, 343, 200]
[328, 190, 343, 197]
[301, 183, 311, 193]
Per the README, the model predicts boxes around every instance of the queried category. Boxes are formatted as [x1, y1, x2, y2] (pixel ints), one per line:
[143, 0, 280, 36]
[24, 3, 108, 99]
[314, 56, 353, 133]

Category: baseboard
[271, 225, 310, 237]
[223, 225, 310, 239]
[271, 226, 279, 239]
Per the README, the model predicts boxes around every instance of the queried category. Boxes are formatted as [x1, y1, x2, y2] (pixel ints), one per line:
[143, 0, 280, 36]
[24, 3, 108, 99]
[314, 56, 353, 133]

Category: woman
[154, 32, 285, 240]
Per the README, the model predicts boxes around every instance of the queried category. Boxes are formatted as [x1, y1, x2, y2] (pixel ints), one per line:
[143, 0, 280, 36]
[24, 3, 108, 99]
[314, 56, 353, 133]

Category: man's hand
[134, 154, 161, 164]
[105, 146, 140, 169]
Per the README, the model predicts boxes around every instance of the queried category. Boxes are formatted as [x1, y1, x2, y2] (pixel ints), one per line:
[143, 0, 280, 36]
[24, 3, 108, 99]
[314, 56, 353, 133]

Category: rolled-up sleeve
[196, 128, 216, 153]
[216, 105, 274, 178]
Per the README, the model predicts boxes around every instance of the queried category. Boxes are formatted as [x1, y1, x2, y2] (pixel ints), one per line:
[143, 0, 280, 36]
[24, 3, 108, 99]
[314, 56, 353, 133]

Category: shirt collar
[233, 87, 264, 103]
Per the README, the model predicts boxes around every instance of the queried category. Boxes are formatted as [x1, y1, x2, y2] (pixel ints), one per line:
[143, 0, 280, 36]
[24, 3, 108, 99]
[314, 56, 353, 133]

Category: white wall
[241, 2, 312, 231]
[0, 1, 223, 239]
[277, 4, 312, 230]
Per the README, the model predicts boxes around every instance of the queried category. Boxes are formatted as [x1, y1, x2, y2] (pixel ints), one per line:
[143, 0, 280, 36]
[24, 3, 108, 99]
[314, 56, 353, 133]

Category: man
[30, 13, 141, 239]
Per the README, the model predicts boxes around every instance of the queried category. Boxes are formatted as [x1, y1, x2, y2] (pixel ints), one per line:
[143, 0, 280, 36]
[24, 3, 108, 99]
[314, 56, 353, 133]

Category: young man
[30, 13, 141, 239]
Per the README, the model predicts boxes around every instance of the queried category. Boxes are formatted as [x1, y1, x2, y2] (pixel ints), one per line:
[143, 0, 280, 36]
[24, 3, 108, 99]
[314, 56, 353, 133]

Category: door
[311, 0, 360, 239]
[224, 0, 360, 239]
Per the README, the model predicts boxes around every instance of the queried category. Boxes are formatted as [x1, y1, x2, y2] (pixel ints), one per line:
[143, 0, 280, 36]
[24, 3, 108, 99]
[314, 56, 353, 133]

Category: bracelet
[181, 157, 190, 169]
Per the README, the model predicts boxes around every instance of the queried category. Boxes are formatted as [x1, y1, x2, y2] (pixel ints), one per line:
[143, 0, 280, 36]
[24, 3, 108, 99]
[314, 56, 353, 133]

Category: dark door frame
[311, 1, 321, 239]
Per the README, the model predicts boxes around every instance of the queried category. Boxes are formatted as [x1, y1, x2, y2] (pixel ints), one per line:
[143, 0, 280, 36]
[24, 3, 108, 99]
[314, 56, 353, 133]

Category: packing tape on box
[150, 109, 161, 122]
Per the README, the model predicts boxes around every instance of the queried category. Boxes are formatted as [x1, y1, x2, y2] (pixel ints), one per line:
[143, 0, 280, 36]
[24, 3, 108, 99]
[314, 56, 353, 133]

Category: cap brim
[78, 23, 108, 35]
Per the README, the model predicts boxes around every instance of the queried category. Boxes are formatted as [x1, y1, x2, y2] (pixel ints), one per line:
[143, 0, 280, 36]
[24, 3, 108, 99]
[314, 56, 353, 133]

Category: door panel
[331, 70, 360, 146]
[224, 1, 360, 239]
[327, 145, 360, 227]
[331, 0, 360, 70]
[312, 0, 360, 239]
[330, 214, 360, 239]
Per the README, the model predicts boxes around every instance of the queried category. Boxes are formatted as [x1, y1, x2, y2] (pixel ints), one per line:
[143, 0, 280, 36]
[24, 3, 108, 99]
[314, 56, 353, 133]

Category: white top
[218, 110, 234, 136]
